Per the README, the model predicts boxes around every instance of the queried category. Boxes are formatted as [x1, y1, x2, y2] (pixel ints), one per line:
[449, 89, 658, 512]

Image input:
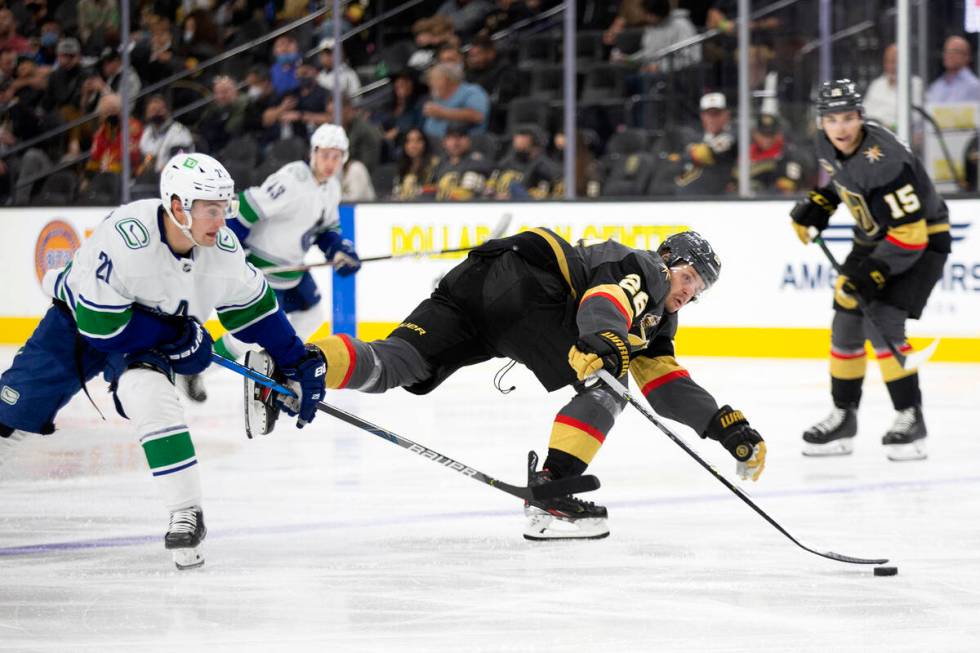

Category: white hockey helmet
[310, 123, 349, 163]
[159, 152, 236, 246]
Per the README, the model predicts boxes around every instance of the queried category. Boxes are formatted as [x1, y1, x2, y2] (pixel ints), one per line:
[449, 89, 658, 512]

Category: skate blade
[523, 514, 610, 541]
[802, 438, 855, 457]
[885, 440, 927, 462]
[172, 546, 205, 570]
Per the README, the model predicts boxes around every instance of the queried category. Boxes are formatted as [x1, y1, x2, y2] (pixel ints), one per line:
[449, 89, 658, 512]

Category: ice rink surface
[1, 346, 978, 652]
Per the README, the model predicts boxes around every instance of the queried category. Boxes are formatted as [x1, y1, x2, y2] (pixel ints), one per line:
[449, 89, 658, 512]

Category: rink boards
[1, 200, 978, 361]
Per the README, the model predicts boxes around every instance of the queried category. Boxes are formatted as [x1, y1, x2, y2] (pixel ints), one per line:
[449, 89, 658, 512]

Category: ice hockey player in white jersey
[0, 153, 327, 569]
[181, 124, 360, 402]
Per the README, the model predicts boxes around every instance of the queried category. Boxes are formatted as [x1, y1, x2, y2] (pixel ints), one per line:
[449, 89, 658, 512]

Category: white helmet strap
[164, 196, 205, 249]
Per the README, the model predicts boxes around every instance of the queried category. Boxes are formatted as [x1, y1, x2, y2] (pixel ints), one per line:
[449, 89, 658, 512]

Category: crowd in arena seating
[0, 0, 973, 205]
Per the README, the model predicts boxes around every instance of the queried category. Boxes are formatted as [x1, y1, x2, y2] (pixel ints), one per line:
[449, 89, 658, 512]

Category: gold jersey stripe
[528, 227, 577, 299]
[313, 335, 353, 389]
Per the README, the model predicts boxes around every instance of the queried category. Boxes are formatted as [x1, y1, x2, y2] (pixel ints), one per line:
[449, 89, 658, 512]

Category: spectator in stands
[393, 127, 439, 199]
[97, 46, 142, 99]
[465, 33, 519, 131]
[315, 38, 361, 98]
[432, 121, 492, 200]
[617, 0, 700, 74]
[271, 34, 301, 96]
[550, 129, 601, 197]
[176, 9, 222, 66]
[41, 38, 84, 115]
[482, 0, 535, 35]
[140, 16, 181, 86]
[1, 55, 48, 142]
[324, 92, 383, 171]
[0, 48, 16, 85]
[277, 61, 328, 141]
[436, 0, 494, 41]
[864, 43, 924, 132]
[341, 157, 377, 201]
[486, 124, 563, 199]
[925, 35, 980, 105]
[21, 0, 51, 37]
[196, 75, 246, 153]
[77, 0, 119, 49]
[34, 19, 61, 66]
[422, 62, 489, 138]
[242, 64, 281, 147]
[138, 94, 194, 174]
[374, 68, 425, 159]
[651, 91, 735, 196]
[85, 93, 142, 176]
[602, 0, 657, 47]
[744, 112, 813, 196]
[0, 9, 32, 55]
[437, 43, 464, 66]
[407, 16, 456, 71]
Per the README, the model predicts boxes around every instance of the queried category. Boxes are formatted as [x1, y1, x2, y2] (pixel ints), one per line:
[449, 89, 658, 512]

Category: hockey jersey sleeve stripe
[641, 369, 690, 394]
[927, 222, 950, 235]
[238, 190, 262, 224]
[630, 355, 686, 392]
[528, 227, 577, 298]
[579, 285, 634, 329]
[217, 284, 279, 332]
[75, 302, 132, 338]
[319, 334, 357, 389]
[884, 219, 928, 250]
[246, 252, 305, 281]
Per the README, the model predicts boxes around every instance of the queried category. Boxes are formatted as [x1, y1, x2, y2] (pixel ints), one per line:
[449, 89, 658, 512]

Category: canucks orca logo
[216, 228, 239, 252]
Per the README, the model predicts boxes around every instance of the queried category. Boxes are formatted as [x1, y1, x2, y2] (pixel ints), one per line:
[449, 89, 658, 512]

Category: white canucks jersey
[236, 161, 341, 289]
[43, 199, 278, 342]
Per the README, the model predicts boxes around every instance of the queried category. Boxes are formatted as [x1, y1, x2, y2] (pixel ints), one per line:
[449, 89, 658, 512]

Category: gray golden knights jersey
[236, 161, 342, 289]
[817, 121, 950, 274]
[43, 199, 276, 343]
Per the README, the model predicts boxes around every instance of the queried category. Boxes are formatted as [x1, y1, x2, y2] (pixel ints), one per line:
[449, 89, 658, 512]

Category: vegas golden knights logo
[833, 182, 878, 236]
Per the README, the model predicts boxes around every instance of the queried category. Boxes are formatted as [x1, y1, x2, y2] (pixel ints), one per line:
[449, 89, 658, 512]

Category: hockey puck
[873, 566, 898, 577]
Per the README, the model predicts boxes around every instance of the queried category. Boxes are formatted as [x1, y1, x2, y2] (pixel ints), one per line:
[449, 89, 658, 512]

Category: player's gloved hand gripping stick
[211, 352, 600, 502]
[595, 369, 890, 566]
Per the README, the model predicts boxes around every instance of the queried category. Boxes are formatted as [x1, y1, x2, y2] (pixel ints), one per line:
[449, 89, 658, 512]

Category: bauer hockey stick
[211, 353, 600, 502]
[263, 212, 514, 274]
[812, 234, 940, 371]
[596, 369, 889, 566]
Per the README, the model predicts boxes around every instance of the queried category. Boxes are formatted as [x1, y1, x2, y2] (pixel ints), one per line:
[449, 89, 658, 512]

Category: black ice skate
[165, 506, 207, 570]
[178, 373, 207, 403]
[882, 406, 927, 461]
[523, 451, 609, 541]
[802, 407, 857, 456]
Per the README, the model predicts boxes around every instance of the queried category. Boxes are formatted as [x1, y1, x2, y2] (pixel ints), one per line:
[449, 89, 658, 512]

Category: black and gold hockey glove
[790, 188, 839, 244]
[843, 257, 890, 303]
[568, 331, 630, 381]
[703, 405, 767, 482]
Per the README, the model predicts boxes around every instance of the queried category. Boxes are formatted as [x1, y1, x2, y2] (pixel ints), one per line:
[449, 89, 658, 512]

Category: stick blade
[820, 551, 889, 565]
[530, 474, 600, 500]
[902, 338, 940, 370]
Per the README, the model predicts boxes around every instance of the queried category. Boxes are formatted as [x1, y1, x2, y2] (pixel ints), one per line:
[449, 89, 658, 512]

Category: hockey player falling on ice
[180, 124, 361, 402]
[0, 153, 327, 569]
[243, 228, 768, 540]
[790, 79, 951, 461]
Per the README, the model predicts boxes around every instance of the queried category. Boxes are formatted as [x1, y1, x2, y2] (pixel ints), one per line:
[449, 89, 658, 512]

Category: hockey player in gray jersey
[790, 79, 951, 461]
[0, 153, 327, 569]
[181, 124, 361, 402]
[243, 228, 767, 541]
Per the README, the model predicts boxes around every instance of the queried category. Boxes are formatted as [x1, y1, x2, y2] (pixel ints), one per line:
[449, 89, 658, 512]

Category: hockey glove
[157, 318, 213, 376]
[317, 230, 361, 276]
[278, 344, 327, 428]
[833, 274, 859, 311]
[790, 188, 839, 244]
[843, 257, 889, 303]
[568, 331, 630, 381]
[703, 405, 767, 482]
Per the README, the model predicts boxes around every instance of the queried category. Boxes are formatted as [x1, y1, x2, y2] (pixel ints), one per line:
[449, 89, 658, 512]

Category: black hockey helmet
[816, 79, 863, 117]
[657, 230, 721, 291]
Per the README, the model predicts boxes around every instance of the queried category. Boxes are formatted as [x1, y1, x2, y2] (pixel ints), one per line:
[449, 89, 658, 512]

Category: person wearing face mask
[243, 64, 282, 148]
[34, 19, 60, 66]
[270, 35, 301, 97]
[244, 229, 766, 542]
[486, 124, 563, 199]
[85, 93, 143, 176]
[138, 94, 194, 174]
[275, 62, 327, 141]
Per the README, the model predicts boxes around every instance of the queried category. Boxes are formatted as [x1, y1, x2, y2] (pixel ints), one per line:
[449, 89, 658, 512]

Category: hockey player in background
[0, 153, 328, 569]
[181, 124, 361, 402]
[244, 228, 767, 541]
[790, 79, 951, 461]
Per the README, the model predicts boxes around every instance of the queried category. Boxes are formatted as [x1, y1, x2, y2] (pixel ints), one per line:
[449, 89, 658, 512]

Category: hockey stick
[211, 353, 599, 502]
[596, 369, 889, 566]
[812, 234, 940, 371]
[263, 212, 514, 274]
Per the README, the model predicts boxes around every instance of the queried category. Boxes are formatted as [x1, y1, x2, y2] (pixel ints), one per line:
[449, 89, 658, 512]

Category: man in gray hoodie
[624, 0, 700, 74]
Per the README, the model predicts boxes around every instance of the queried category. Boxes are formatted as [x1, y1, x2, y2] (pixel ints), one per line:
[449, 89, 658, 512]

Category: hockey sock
[830, 345, 866, 409]
[117, 368, 202, 511]
[876, 344, 921, 410]
[545, 386, 619, 473]
[214, 332, 247, 361]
